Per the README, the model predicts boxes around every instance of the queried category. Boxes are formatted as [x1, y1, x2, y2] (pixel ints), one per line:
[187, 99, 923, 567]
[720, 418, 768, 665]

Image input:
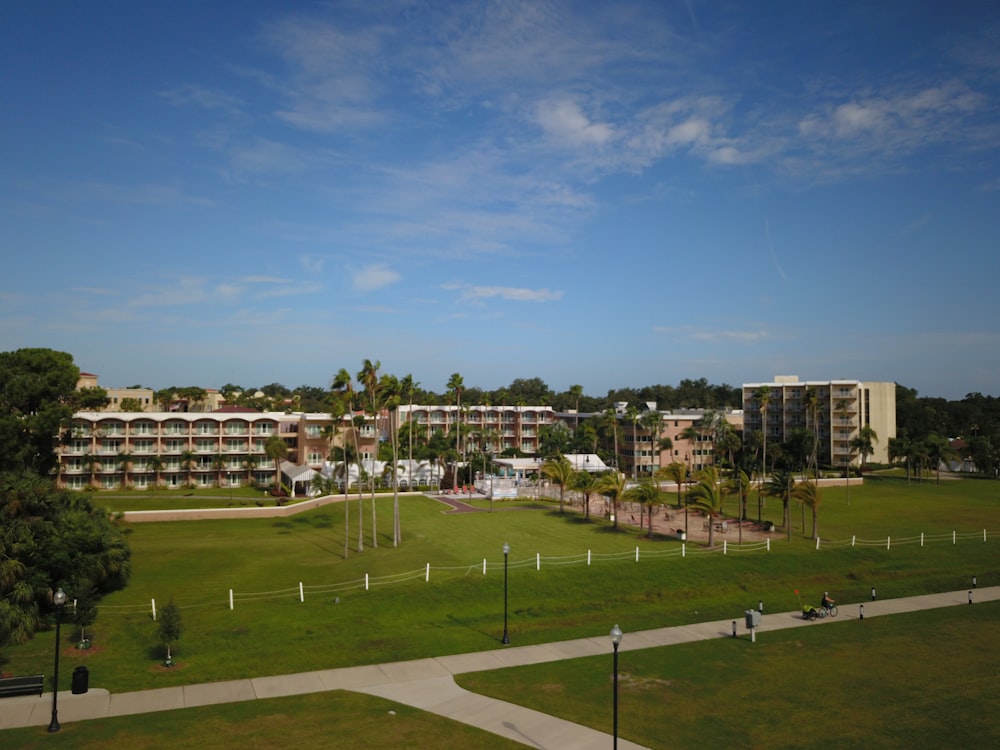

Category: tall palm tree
[679, 424, 700, 472]
[791, 479, 821, 540]
[400, 374, 418, 469]
[724, 468, 752, 544]
[179, 450, 196, 488]
[333, 368, 365, 552]
[626, 404, 640, 480]
[603, 408, 620, 471]
[625, 478, 662, 538]
[116, 451, 133, 490]
[655, 461, 687, 509]
[379, 373, 403, 546]
[765, 468, 796, 541]
[756, 385, 772, 483]
[447, 373, 464, 491]
[685, 467, 726, 548]
[595, 471, 626, 531]
[541, 455, 574, 514]
[358, 359, 382, 548]
[639, 409, 662, 476]
[211, 452, 226, 489]
[568, 384, 584, 429]
[264, 435, 287, 496]
[804, 386, 820, 478]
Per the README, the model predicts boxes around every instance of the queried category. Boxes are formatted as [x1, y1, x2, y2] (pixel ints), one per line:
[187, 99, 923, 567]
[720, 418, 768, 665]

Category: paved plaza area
[3, 587, 996, 748]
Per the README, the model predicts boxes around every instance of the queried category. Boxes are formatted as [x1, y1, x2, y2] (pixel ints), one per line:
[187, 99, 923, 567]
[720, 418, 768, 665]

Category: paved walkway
[3, 587, 997, 748]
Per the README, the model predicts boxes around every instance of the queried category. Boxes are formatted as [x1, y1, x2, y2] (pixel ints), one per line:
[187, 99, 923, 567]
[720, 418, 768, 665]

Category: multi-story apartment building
[574, 406, 743, 478]
[56, 403, 553, 491]
[397, 404, 554, 457]
[741, 376, 896, 469]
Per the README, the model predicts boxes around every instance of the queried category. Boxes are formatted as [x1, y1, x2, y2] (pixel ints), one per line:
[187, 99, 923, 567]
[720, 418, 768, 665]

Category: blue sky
[2, 1, 998, 401]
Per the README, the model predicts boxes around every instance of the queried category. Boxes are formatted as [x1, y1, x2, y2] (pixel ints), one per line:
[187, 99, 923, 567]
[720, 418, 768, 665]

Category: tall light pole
[48, 587, 67, 733]
[610, 623, 623, 749]
[501, 542, 510, 644]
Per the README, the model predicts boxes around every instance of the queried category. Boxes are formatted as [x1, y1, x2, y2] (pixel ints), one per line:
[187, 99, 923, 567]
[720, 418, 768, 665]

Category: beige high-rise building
[742, 376, 896, 469]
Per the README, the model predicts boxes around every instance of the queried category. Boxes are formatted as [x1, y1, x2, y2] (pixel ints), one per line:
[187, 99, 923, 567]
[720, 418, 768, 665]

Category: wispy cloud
[442, 283, 563, 303]
[654, 325, 769, 343]
[352, 264, 401, 292]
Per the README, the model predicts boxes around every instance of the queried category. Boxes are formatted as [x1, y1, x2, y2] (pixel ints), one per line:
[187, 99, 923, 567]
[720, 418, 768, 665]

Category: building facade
[741, 376, 896, 468]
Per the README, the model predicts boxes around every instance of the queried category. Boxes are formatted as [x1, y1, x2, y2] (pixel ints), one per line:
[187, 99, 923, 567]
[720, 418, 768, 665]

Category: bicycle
[802, 604, 838, 620]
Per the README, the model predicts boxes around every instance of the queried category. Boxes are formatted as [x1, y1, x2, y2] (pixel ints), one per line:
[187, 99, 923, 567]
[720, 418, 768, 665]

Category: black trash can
[71, 665, 89, 694]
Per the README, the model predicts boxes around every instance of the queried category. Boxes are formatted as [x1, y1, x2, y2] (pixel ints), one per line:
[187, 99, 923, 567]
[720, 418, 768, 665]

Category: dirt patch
[584, 498, 776, 545]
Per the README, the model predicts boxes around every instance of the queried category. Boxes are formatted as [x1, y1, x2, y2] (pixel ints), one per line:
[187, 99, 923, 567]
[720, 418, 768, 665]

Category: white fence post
[229, 590, 233, 611]
[536, 552, 540, 570]
[588, 549, 591, 566]
[682, 542, 686, 557]
[365, 573, 369, 591]
[151, 598, 156, 620]
[953, 530, 956, 545]
[815, 537, 820, 551]
[425, 563, 430, 582]
[483, 558, 486, 575]
[723, 540, 727, 555]
[921, 532, 924, 547]
[766, 538, 770, 552]
[299, 582, 304, 602]
[635, 546, 639, 562]
[852, 535, 856, 547]
[887, 536, 891, 550]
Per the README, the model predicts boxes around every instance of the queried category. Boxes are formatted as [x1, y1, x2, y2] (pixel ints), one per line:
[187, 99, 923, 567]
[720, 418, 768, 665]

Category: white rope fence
[97, 528, 991, 617]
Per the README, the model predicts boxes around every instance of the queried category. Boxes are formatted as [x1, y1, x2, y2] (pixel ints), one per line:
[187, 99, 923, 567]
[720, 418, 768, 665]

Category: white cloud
[536, 99, 616, 146]
[352, 264, 401, 292]
[442, 283, 563, 303]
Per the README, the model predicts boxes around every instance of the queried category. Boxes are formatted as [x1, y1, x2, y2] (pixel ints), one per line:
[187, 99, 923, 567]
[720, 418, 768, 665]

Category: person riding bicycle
[821, 592, 835, 611]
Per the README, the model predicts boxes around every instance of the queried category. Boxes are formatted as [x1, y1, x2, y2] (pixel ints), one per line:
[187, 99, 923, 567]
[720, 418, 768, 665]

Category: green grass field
[2, 474, 998, 747]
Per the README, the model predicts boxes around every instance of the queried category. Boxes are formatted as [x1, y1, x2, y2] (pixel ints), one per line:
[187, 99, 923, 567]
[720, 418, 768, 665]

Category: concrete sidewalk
[3, 587, 996, 748]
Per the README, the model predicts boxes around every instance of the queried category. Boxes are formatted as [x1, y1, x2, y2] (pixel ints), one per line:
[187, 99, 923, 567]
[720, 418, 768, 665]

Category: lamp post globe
[48, 588, 68, 733]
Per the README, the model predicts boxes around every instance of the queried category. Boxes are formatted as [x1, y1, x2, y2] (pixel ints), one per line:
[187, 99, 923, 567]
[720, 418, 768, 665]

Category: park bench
[0, 674, 45, 698]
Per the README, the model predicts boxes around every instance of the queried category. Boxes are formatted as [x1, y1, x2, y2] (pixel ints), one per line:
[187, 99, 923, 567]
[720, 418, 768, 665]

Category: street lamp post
[501, 542, 510, 644]
[48, 587, 67, 733]
[610, 623, 623, 749]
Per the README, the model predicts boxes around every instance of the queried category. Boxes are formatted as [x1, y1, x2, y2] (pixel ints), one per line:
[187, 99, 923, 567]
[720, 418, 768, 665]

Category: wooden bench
[0, 674, 45, 698]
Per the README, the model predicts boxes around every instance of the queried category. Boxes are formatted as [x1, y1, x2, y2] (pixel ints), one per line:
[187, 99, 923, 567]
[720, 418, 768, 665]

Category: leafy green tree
[0, 348, 81, 475]
[73, 581, 99, 647]
[0, 474, 131, 649]
[118, 397, 145, 412]
[541, 455, 574, 514]
[72, 386, 110, 411]
[685, 467, 726, 548]
[157, 599, 182, 666]
[724, 468, 752, 544]
[923, 434, 957, 484]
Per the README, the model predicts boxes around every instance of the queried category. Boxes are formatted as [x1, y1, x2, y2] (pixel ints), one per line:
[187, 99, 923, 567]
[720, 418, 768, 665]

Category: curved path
[3, 587, 997, 748]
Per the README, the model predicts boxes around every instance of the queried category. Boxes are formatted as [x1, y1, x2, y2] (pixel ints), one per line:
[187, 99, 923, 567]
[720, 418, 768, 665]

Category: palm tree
[358, 359, 382, 548]
[447, 373, 464, 491]
[333, 368, 365, 552]
[379, 373, 403, 546]
[685, 467, 726, 548]
[655, 461, 686, 508]
[755, 385, 772, 485]
[924, 433, 957, 484]
[147, 454, 164, 496]
[573, 469, 598, 520]
[724, 468, 752, 544]
[82, 452, 101, 489]
[179, 450, 196, 488]
[765, 468, 796, 541]
[595, 471, 626, 531]
[603, 408, 620, 471]
[568, 384, 584, 429]
[804, 386, 821, 478]
[851, 425, 878, 474]
[211, 452, 226, 489]
[792, 479, 821, 540]
[264, 435, 287, 496]
[541, 455, 574, 514]
[625, 478, 663, 538]
[639, 409, 662, 475]
[626, 404, 640, 480]
[679, 424, 700, 472]
[116, 451, 133, 490]
[400, 374, 418, 469]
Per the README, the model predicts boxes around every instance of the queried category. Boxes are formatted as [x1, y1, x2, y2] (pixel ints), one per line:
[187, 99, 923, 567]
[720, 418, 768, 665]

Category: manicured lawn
[459, 602, 1000, 749]
[0, 691, 523, 749]
[1, 477, 997, 698]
